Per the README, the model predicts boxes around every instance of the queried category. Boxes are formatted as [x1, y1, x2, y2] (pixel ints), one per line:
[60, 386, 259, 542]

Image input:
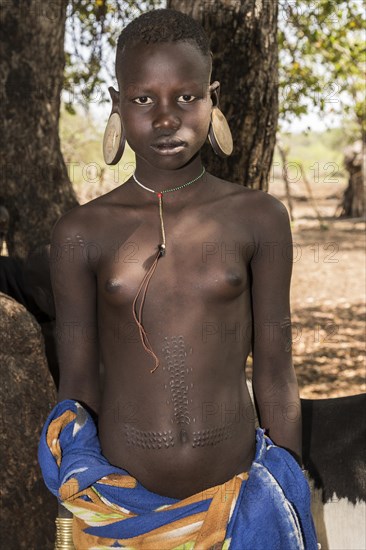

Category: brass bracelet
[55, 517, 75, 550]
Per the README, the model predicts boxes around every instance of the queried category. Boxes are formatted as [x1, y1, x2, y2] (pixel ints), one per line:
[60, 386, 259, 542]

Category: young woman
[39, 8, 318, 549]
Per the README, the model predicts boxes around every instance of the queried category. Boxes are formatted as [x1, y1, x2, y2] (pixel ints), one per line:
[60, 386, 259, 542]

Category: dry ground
[270, 176, 365, 398]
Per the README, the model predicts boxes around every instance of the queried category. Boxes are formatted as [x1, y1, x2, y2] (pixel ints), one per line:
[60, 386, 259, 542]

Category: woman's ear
[108, 86, 120, 115]
[209, 81, 220, 108]
[207, 80, 233, 158]
[103, 86, 125, 165]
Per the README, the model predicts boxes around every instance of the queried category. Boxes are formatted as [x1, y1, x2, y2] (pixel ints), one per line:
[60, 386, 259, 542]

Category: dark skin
[52, 41, 302, 501]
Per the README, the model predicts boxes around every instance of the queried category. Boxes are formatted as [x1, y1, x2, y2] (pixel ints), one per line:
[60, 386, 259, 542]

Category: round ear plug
[208, 107, 233, 158]
[103, 112, 126, 165]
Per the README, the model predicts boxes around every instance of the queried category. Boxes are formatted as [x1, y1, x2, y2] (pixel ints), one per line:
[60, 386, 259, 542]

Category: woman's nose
[152, 104, 181, 132]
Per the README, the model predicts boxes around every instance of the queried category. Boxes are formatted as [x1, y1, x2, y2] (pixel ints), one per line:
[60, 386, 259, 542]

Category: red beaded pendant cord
[131, 167, 206, 372]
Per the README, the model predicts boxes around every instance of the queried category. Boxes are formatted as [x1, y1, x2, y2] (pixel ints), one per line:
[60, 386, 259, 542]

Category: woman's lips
[150, 140, 186, 155]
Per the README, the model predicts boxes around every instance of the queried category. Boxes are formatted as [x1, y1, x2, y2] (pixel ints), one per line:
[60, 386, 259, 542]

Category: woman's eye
[178, 95, 196, 103]
[133, 97, 152, 105]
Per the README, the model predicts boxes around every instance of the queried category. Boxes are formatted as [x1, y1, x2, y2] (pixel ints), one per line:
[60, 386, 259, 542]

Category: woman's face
[117, 41, 215, 171]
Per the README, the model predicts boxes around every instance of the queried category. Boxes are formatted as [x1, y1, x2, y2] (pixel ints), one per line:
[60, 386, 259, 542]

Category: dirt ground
[269, 176, 365, 398]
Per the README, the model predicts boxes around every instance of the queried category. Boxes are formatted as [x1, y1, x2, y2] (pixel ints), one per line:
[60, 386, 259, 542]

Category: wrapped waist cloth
[38, 400, 318, 549]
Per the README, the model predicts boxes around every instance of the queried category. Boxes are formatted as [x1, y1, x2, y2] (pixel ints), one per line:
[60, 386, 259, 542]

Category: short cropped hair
[116, 8, 211, 72]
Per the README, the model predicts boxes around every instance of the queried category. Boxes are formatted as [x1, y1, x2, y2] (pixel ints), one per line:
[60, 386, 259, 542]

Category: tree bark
[340, 140, 365, 218]
[167, 0, 279, 190]
[0, 0, 78, 259]
[0, 293, 57, 549]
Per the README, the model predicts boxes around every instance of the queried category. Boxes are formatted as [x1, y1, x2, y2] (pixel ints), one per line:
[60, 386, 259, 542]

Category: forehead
[117, 41, 210, 90]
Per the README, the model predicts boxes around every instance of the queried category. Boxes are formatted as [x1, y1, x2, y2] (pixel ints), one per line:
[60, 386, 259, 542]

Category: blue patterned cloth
[39, 399, 318, 549]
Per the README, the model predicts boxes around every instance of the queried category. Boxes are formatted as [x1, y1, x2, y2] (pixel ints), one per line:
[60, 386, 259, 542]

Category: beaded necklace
[132, 166, 205, 256]
[131, 167, 206, 373]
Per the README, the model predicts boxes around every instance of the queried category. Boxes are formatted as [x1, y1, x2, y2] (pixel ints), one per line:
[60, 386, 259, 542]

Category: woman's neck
[133, 155, 204, 193]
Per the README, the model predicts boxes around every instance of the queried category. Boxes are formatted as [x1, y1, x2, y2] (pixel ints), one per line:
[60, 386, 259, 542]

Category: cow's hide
[302, 395, 366, 550]
[246, 380, 366, 549]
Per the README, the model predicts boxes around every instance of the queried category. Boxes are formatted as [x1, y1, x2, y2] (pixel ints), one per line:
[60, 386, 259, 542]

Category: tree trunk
[0, 0, 78, 259]
[167, 0, 279, 191]
[339, 140, 365, 218]
[0, 293, 57, 549]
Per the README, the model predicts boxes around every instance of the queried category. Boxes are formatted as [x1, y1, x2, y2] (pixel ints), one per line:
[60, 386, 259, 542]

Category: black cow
[302, 394, 366, 550]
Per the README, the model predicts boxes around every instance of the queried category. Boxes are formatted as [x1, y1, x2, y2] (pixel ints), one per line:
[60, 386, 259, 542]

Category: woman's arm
[250, 193, 302, 464]
[50, 208, 100, 415]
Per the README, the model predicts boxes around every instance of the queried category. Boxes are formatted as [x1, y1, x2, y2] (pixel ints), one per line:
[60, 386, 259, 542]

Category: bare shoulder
[242, 187, 290, 221]
[211, 175, 289, 221]
[239, 187, 292, 243]
[51, 202, 96, 244]
[209, 176, 292, 252]
[51, 183, 131, 242]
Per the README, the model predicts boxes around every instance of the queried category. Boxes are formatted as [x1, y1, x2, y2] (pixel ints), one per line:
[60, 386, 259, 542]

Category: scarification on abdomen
[125, 425, 175, 449]
[162, 335, 194, 427]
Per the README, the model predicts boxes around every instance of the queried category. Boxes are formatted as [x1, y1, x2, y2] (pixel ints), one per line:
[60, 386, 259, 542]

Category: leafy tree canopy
[278, 0, 365, 140]
[63, 0, 162, 112]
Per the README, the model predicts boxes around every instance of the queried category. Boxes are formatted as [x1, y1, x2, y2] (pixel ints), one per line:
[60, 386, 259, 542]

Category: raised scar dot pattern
[192, 425, 234, 448]
[162, 335, 192, 427]
[125, 425, 175, 449]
